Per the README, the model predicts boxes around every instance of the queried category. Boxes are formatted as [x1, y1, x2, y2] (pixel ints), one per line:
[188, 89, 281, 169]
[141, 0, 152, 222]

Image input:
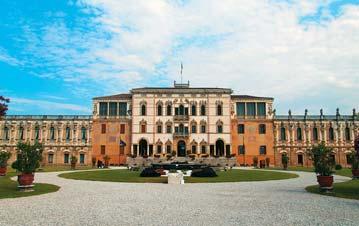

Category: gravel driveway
[0, 169, 358, 226]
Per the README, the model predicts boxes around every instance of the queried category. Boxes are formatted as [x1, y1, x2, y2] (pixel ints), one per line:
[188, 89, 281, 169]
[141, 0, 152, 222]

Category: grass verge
[306, 180, 359, 200]
[0, 172, 60, 199]
[59, 169, 298, 183]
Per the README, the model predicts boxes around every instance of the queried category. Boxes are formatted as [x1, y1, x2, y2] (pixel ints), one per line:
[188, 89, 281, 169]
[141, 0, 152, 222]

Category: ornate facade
[0, 83, 358, 167]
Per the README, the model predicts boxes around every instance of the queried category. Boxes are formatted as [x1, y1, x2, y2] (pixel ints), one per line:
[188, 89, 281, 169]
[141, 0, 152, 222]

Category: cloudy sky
[1, 0, 358, 115]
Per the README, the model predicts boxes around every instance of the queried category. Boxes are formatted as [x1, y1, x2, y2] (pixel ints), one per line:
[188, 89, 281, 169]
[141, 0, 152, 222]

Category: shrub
[253, 156, 258, 168]
[140, 167, 161, 177]
[191, 167, 217, 177]
[11, 142, 43, 173]
[307, 142, 335, 176]
[281, 153, 289, 169]
[91, 157, 96, 167]
[70, 156, 77, 164]
[335, 164, 342, 170]
[154, 154, 161, 158]
[0, 151, 11, 168]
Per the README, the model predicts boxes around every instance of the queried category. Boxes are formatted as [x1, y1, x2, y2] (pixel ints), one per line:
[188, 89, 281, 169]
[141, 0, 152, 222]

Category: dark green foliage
[307, 142, 335, 176]
[11, 142, 43, 173]
[335, 164, 342, 170]
[0, 151, 11, 167]
[140, 167, 161, 177]
[191, 167, 217, 177]
[0, 96, 10, 117]
[281, 153, 289, 169]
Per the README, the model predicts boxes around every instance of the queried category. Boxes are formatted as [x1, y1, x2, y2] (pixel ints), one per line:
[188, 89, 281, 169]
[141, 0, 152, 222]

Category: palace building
[1, 82, 358, 167]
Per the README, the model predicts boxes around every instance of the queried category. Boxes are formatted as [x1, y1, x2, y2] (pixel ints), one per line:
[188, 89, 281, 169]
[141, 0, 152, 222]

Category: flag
[119, 139, 126, 147]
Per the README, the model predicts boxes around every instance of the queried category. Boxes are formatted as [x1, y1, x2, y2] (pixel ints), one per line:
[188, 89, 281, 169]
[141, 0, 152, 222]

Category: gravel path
[0, 169, 358, 226]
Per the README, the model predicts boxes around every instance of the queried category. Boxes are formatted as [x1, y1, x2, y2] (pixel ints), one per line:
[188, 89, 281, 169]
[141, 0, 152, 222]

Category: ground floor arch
[177, 140, 186, 157]
[215, 139, 225, 156]
[139, 139, 148, 156]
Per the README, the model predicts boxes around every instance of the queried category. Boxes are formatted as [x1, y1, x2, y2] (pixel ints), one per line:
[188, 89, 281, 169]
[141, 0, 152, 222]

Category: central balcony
[173, 131, 189, 138]
[173, 115, 189, 121]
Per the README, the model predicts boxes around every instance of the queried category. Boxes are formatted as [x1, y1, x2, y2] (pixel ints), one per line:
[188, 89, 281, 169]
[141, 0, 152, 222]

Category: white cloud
[0, 47, 21, 66]
[10, 97, 90, 113]
[10, 0, 359, 114]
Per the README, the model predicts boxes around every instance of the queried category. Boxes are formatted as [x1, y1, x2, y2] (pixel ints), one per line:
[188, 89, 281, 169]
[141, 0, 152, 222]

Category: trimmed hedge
[140, 168, 161, 177]
[191, 167, 217, 177]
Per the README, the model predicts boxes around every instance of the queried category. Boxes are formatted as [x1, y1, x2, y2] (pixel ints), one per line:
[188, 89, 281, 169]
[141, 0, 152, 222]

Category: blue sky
[1, 0, 359, 115]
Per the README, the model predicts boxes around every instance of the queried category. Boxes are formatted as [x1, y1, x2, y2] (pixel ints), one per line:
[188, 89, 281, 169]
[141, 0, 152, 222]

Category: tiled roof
[92, 93, 132, 100]
[231, 95, 274, 100]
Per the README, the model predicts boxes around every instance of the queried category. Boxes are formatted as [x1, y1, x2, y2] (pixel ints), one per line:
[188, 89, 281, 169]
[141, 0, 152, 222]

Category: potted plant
[352, 136, 359, 179]
[70, 155, 77, 170]
[0, 151, 11, 176]
[154, 154, 161, 158]
[188, 154, 196, 160]
[307, 142, 335, 190]
[253, 156, 258, 168]
[11, 142, 43, 187]
[201, 153, 209, 158]
[282, 153, 289, 170]
[103, 155, 111, 168]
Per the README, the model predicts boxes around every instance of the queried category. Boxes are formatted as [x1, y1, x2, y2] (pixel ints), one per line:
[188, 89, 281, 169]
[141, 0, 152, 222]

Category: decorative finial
[353, 108, 356, 116]
[320, 109, 323, 116]
[304, 109, 308, 120]
[336, 108, 340, 116]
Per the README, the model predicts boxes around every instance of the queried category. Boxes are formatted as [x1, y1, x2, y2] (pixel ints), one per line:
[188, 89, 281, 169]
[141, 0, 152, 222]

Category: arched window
[200, 104, 206, 116]
[280, 127, 286, 141]
[141, 104, 146, 116]
[50, 126, 55, 140]
[166, 105, 172, 116]
[191, 105, 196, 116]
[157, 122, 162, 133]
[200, 121, 206, 133]
[217, 104, 222, 116]
[157, 104, 162, 116]
[66, 127, 71, 140]
[297, 127, 302, 141]
[191, 122, 197, 133]
[329, 127, 334, 141]
[217, 124, 223, 133]
[179, 123, 184, 133]
[34, 126, 40, 140]
[81, 127, 87, 140]
[313, 127, 318, 141]
[19, 127, 24, 140]
[3, 127, 9, 140]
[345, 127, 351, 141]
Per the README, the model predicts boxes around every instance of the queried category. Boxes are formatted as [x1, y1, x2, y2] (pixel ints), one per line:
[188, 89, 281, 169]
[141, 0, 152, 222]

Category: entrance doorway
[139, 139, 147, 156]
[177, 140, 186, 157]
[297, 154, 303, 166]
[215, 139, 225, 156]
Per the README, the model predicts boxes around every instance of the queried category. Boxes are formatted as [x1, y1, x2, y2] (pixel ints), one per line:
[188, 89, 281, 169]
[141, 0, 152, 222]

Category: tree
[0, 96, 10, 118]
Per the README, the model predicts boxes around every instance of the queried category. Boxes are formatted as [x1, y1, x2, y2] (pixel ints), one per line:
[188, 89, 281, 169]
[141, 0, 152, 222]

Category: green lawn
[59, 169, 298, 183]
[0, 172, 60, 199]
[306, 180, 359, 200]
[265, 167, 353, 177]
[6, 165, 97, 173]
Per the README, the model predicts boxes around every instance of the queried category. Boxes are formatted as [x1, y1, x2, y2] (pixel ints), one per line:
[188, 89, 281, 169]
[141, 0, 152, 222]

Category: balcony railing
[173, 115, 189, 121]
[173, 132, 189, 138]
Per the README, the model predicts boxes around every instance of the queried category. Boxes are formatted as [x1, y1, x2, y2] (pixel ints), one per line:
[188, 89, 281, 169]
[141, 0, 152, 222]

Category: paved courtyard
[0, 169, 358, 226]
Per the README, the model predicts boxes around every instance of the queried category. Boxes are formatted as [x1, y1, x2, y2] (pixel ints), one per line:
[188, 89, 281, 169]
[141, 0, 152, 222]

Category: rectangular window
[166, 145, 171, 154]
[101, 145, 106, 155]
[313, 128, 318, 141]
[80, 154, 85, 164]
[157, 125, 162, 133]
[210, 145, 215, 156]
[217, 125, 223, 133]
[257, 102, 266, 116]
[191, 125, 197, 133]
[166, 125, 172, 133]
[191, 145, 197, 154]
[64, 153, 69, 164]
[201, 145, 206, 154]
[133, 145, 138, 156]
[280, 128, 286, 141]
[141, 124, 146, 133]
[109, 102, 117, 116]
[157, 145, 162, 154]
[259, 145, 267, 155]
[101, 124, 106, 134]
[48, 153, 54, 164]
[149, 145, 153, 156]
[238, 124, 245, 134]
[120, 124, 125, 134]
[226, 145, 230, 156]
[201, 125, 206, 133]
[175, 127, 179, 133]
[238, 145, 245, 155]
[259, 124, 266, 134]
[99, 102, 108, 116]
[246, 102, 256, 116]
[236, 102, 245, 117]
[119, 102, 127, 116]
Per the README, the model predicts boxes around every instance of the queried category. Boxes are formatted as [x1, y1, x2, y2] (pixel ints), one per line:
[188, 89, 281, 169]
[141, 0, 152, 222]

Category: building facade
[1, 83, 358, 167]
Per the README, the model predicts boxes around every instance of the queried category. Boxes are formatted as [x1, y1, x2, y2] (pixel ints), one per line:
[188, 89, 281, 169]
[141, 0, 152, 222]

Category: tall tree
[0, 96, 10, 118]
